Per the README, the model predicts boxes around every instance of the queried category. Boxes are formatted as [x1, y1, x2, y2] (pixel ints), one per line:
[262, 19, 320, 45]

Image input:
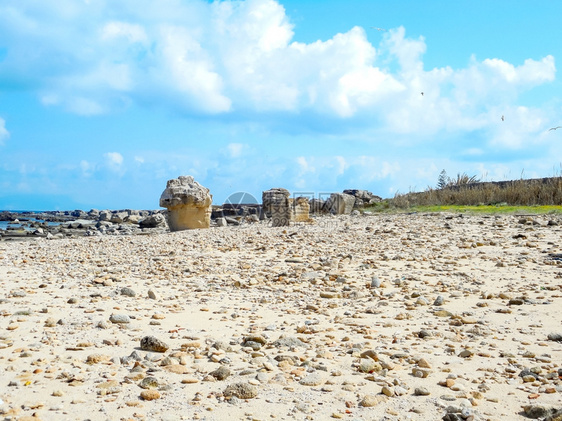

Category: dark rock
[210, 366, 231, 381]
[140, 336, 169, 353]
[223, 382, 258, 399]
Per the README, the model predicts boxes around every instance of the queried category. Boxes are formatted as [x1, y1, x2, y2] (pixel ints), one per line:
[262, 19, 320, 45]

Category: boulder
[343, 189, 382, 206]
[325, 193, 356, 215]
[159, 176, 212, 231]
[309, 198, 326, 214]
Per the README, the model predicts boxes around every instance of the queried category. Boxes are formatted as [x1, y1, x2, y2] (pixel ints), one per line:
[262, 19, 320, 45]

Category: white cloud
[226, 143, 245, 158]
[0, 118, 9, 145]
[104, 152, 123, 166]
[0, 0, 556, 138]
[101, 22, 148, 44]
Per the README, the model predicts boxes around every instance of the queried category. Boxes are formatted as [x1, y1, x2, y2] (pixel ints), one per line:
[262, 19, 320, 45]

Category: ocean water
[0, 212, 60, 231]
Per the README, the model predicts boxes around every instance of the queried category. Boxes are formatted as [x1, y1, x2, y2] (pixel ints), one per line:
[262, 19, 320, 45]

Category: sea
[0, 211, 60, 231]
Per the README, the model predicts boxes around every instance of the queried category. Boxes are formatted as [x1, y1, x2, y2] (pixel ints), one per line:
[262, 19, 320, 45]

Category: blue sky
[1, 0, 561, 210]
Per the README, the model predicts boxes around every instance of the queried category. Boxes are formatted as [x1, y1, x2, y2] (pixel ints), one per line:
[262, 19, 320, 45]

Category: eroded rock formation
[159, 176, 212, 231]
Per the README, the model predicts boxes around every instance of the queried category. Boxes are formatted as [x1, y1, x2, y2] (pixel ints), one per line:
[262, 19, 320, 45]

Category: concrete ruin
[262, 188, 310, 226]
[159, 176, 212, 231]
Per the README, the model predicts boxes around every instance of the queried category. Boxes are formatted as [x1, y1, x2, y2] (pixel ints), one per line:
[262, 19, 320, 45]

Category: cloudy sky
[1, 0, 561, 210]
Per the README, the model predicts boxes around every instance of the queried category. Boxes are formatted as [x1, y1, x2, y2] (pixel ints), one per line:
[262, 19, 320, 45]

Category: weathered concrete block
[325, 193, 356, 215]
[262, 188, 291, 227]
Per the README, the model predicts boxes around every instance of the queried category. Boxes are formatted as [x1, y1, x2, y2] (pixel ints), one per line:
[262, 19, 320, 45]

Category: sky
[1, 0, 562, 211]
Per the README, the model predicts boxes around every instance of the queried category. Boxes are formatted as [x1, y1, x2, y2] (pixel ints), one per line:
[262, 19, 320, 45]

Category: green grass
[364, 203, 562, 215]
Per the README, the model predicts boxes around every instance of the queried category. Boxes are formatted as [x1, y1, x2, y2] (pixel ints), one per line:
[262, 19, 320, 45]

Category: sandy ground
[0, 212, 561, 421]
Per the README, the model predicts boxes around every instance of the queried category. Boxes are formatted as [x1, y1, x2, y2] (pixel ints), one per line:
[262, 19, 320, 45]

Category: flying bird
[420, 92, 424, 96]
[501, 115, 505, 121]
[370, 27, 386, 31]
[549, 126, 562, 131]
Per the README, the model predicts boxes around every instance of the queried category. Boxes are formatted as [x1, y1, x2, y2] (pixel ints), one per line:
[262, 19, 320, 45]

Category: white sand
[0, 212, 561, 421]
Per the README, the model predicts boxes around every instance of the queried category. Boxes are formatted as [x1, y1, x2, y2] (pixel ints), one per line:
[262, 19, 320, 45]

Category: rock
[109, 314, 130, 324]
[299, 372, 325, 386]
[86, 353, 110, 364]
[273, 336, 306, 348]
[139, 377, 159, 389]
[223, 382, 258, 399]
[324, 193, 356, 215]
[433, 295, 445, 306]
[262, 188, 291, 227]
[359, 394, 386, 407]
[291, 197, 310, 222]
[140, 336, 169, 353]
[140, 390, 160, 401]
[547, 333, 562, 342]
[210, 366, 231, 381]
[159, 175, 213, 231]
[139, 213, 166, 229]
[414, 387, 430, 396]
[216, 217, 227, 227]
[120, 287, 136, 297]
[358, 359, 382, 373]
[147, 289, 158, 300]
[524, 405, 560, 419]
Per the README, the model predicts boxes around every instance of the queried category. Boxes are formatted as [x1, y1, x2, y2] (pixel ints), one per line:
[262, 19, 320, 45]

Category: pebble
[109, 314, 130, 324]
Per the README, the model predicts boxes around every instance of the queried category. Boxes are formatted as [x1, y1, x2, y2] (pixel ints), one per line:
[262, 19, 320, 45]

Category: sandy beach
[1, 212, 561, 421]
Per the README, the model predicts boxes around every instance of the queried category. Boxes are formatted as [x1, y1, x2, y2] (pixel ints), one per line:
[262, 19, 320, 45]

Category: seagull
[370, 26, 386, 31]
[420, 92, 424, 96]
[501, 115, 505, 121]
[549, 126, 562, 131]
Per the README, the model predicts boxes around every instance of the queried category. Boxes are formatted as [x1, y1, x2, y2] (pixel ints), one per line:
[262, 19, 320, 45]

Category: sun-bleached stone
[159, 175, 212, 231]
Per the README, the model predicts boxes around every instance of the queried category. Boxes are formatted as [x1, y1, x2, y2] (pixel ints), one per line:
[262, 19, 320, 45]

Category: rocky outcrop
[343, 189, 382, 208]
[262, 188, 291, 227]
[159, 176, 213, 231]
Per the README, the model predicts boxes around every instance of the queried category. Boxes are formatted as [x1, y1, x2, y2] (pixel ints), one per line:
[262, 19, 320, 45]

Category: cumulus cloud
[0, 0, 556, 135]
[0, 118, 9, 145]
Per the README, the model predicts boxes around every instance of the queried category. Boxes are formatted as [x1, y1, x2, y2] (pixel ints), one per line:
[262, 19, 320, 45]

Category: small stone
[210, 366, 231, 381]
[458, 349, 474, 358]
[300, 372, 325, 386]
[415, 387, 430, 396]
[120, 287, 136, 297]
[140, 336, 169, 353]
[223, 382, 258, 399]
[359, 394, 386, 407]
[86, 353, 110, 364]
[139, 377, 159, 389]
[148, 289, 158, 300]
[140, 390, 160, 401]
[433, 295, 444, 306]
[418, 358, 431, 368]
[523, 404, 559, 419]
[547, 333, 562, 342]
[109, 314, 130, 324]
[381, 386, 394, 397]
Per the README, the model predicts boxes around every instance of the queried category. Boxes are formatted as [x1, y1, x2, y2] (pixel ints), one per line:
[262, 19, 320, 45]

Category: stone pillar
[291, 197, 310, 222]
[159, 176, 212, 231]
[262, 188, 291, 227]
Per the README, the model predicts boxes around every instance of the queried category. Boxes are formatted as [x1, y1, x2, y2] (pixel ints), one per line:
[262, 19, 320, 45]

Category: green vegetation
[364, 170, 562, 214]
